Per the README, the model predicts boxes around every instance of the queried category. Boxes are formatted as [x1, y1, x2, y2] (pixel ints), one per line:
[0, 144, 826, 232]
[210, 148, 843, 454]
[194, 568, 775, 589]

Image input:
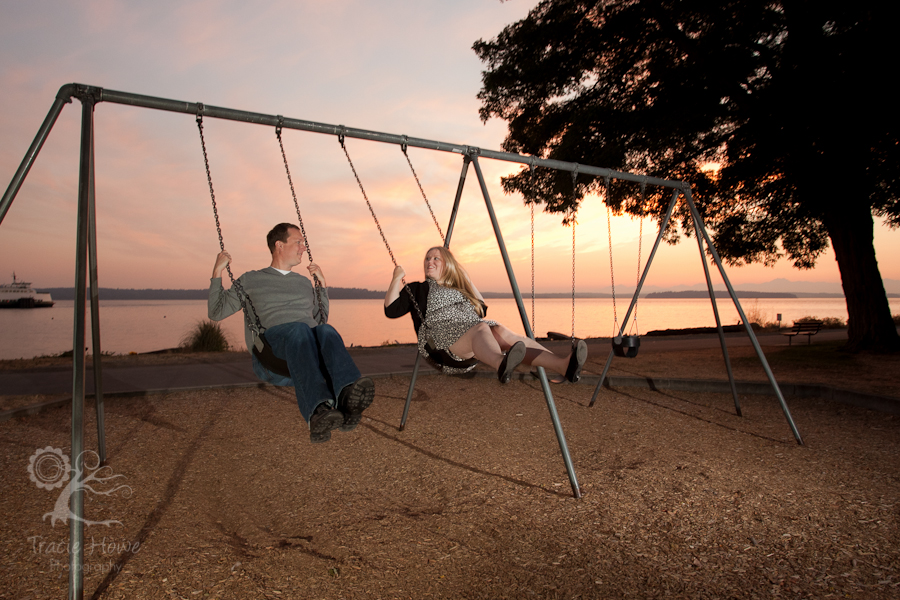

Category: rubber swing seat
[612, 335, 640, 358]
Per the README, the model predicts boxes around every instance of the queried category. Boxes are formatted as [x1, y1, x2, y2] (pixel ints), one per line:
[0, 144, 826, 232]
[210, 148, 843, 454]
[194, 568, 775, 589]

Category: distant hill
[481, 292, 612, 299]
[38, 287, 385, 300]
[650, 278, 900, 296]
[33, 286, 897, 301]
[481, 291, 855, 299]
[646, 290, 898, 299]
[647, 291, 797, 299]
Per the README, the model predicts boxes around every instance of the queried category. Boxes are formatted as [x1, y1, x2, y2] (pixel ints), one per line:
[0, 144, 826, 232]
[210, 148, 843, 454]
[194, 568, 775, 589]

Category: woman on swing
[385, 246, 588, 383]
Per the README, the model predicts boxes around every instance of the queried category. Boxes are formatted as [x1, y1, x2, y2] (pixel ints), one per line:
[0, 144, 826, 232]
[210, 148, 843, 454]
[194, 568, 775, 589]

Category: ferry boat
[0, 273, 55, 308]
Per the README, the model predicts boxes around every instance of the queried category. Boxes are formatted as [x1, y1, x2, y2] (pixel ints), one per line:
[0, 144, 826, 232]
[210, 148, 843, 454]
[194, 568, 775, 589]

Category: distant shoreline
[36, 287, 879, 300]
[38, 287, 385, 300]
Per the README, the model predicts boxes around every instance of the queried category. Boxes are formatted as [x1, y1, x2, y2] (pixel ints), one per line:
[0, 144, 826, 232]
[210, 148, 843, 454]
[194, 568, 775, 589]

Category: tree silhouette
[475, 0, 899, 352]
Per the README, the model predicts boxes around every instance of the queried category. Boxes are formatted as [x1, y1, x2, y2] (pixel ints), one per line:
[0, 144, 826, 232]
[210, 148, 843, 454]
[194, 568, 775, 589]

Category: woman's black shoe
[498, 341, 527, 383]
[565, 339, 588, 383]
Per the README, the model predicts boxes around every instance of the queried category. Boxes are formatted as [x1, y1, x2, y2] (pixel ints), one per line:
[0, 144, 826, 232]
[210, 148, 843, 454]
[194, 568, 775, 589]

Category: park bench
[782, 319, 823, 345]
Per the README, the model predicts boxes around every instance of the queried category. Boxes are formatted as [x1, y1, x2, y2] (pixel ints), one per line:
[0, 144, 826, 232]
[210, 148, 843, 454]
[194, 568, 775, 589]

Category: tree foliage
[475, 1, 898, 256]
[475, 0, 900, 351]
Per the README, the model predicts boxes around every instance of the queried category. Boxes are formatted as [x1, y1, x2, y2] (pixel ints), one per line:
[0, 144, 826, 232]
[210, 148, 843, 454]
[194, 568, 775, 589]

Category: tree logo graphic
[27, 447, 132, 527]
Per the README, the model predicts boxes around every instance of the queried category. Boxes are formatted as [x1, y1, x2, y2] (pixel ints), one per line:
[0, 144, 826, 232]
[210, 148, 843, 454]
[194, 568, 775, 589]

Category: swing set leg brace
[683, 189, 803, 444]
[588, 187, 802, 445]
[401, 155, 469, 431]
[399, 352, 422, 431]
[690, 199, 742, 417]
[70, 89, 97, 600]
[471, 155, 582, 499]
[399, 154, 582, 499]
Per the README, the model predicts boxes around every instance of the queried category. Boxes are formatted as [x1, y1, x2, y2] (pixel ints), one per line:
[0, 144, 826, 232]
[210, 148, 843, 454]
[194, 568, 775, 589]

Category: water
[2, 297, 897, 361]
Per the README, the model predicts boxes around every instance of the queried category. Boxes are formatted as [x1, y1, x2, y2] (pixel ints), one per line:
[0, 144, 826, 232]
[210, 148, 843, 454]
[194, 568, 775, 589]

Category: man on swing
[209, 223, 374, 443]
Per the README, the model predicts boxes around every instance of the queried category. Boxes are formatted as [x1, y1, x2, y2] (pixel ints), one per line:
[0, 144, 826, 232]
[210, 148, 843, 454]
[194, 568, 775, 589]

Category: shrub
[795, 315, 846, 329]
[742, 300, 761, 323]
[41, 348, 113, 358]
[740, 300, 779, 329]
[181, 320, 229, 352]
[820, 316, 846, 328]
[893, 314, 900, 325]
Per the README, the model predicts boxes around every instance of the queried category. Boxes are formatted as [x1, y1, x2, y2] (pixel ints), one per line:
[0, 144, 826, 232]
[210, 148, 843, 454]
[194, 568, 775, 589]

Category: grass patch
[37, 348, 114, 358]
[180, 320, 230, 352]
[767, 339, 853, 364]
[731, 339, 855, 371]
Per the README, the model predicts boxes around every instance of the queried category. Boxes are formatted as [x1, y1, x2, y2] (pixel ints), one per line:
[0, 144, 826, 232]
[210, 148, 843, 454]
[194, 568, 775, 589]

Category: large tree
[475, 0, 899, 352]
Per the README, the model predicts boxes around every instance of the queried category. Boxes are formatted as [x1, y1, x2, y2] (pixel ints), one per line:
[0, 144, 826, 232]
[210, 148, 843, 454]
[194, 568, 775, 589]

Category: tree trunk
[823, 203, 900, 353]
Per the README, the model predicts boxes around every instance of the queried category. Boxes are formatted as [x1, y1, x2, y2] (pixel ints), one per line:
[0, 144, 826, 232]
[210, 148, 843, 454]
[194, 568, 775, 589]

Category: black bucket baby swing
[608, 176, 646, 359]
[587, 177, 652, 406]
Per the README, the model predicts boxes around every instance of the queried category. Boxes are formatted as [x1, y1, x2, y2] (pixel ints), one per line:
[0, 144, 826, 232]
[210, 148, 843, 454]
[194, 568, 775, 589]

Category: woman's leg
[449, 321, 587, 381]
[488, 323, 571, 376]
[449, 322, 506, 370]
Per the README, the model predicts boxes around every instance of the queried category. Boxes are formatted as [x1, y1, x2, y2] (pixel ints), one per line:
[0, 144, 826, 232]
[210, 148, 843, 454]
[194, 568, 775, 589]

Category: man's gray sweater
[208, 267, 329, 353]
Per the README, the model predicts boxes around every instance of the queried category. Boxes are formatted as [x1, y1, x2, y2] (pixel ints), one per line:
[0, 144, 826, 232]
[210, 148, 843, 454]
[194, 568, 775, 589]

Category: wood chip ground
[1, 340, 898, 599]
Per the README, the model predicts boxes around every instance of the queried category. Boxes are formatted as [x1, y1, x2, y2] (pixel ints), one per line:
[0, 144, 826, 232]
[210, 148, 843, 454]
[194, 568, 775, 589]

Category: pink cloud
[2, 0, 897, 299]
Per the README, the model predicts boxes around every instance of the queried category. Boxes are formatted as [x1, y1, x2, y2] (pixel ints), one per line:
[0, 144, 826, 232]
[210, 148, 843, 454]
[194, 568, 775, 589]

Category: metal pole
[589, 348, 618, 407]
[471, 155, 581, 499]
[690, 207, 742, 416]
[6, 85, 689, 236]
[399, 156, 472, 431]
[0, 88, 73, 224]
[613, 188, 680, 341]
[44, 83, 685, 188]
[683, 189, 803, 445]
[69, 90, 95, 600]
[590, 188, 680, 406]
[470, 155, 533, 330]
[88, 128, 107, 461]
[443, 156, 470, 244]
[399, 352, 423, 431]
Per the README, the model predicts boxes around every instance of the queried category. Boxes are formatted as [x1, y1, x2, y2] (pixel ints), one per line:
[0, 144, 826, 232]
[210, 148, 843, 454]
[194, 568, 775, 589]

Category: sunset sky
[2, 0, 898, 295]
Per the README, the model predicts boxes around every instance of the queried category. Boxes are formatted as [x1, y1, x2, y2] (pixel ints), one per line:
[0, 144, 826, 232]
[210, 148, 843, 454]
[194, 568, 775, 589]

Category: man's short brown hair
[266, 223, 300, 254]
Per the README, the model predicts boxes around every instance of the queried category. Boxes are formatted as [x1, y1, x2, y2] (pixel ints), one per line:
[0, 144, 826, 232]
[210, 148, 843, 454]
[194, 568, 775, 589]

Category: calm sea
[1, 297, 897, 360]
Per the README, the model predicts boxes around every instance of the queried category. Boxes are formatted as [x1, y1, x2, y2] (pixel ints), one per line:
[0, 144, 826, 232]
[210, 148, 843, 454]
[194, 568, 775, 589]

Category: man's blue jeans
[256, 322, 361, 423]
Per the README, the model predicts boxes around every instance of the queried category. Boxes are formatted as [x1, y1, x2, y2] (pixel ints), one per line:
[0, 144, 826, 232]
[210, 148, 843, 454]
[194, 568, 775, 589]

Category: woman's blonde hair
[425, 246, 484, 317]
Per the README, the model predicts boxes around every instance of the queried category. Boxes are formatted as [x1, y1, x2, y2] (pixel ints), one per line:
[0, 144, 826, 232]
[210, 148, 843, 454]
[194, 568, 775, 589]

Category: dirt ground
[1, 340, 899, 599]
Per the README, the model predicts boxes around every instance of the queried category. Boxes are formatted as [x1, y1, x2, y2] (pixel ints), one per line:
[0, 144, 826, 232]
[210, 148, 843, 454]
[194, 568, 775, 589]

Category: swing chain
[339, 132, 397, 266]
[570, 165, 578, 344]
[275, 117, 325, 316]
[275, 118, 314, 259]
[338, 133, 429, 330]
[196, 111, 264, 336]
[196, 108, 224, 257]
[529, 160, 536, 335]
[401, 136, 444, 242]
[631, 179, 648, 334]
[605, 175, 618, 337]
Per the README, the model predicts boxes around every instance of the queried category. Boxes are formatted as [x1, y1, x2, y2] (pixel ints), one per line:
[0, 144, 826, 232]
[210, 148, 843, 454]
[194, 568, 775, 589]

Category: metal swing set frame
[1, 83, 802, 599]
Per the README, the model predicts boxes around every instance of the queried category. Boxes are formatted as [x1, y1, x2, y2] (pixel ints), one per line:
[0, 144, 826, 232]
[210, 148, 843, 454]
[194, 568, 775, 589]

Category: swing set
[1, 83, 803, 599]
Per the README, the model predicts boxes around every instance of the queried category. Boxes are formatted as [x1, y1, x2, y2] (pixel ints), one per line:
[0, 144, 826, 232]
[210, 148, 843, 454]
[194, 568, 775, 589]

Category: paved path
[0, 329, 851, 398]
